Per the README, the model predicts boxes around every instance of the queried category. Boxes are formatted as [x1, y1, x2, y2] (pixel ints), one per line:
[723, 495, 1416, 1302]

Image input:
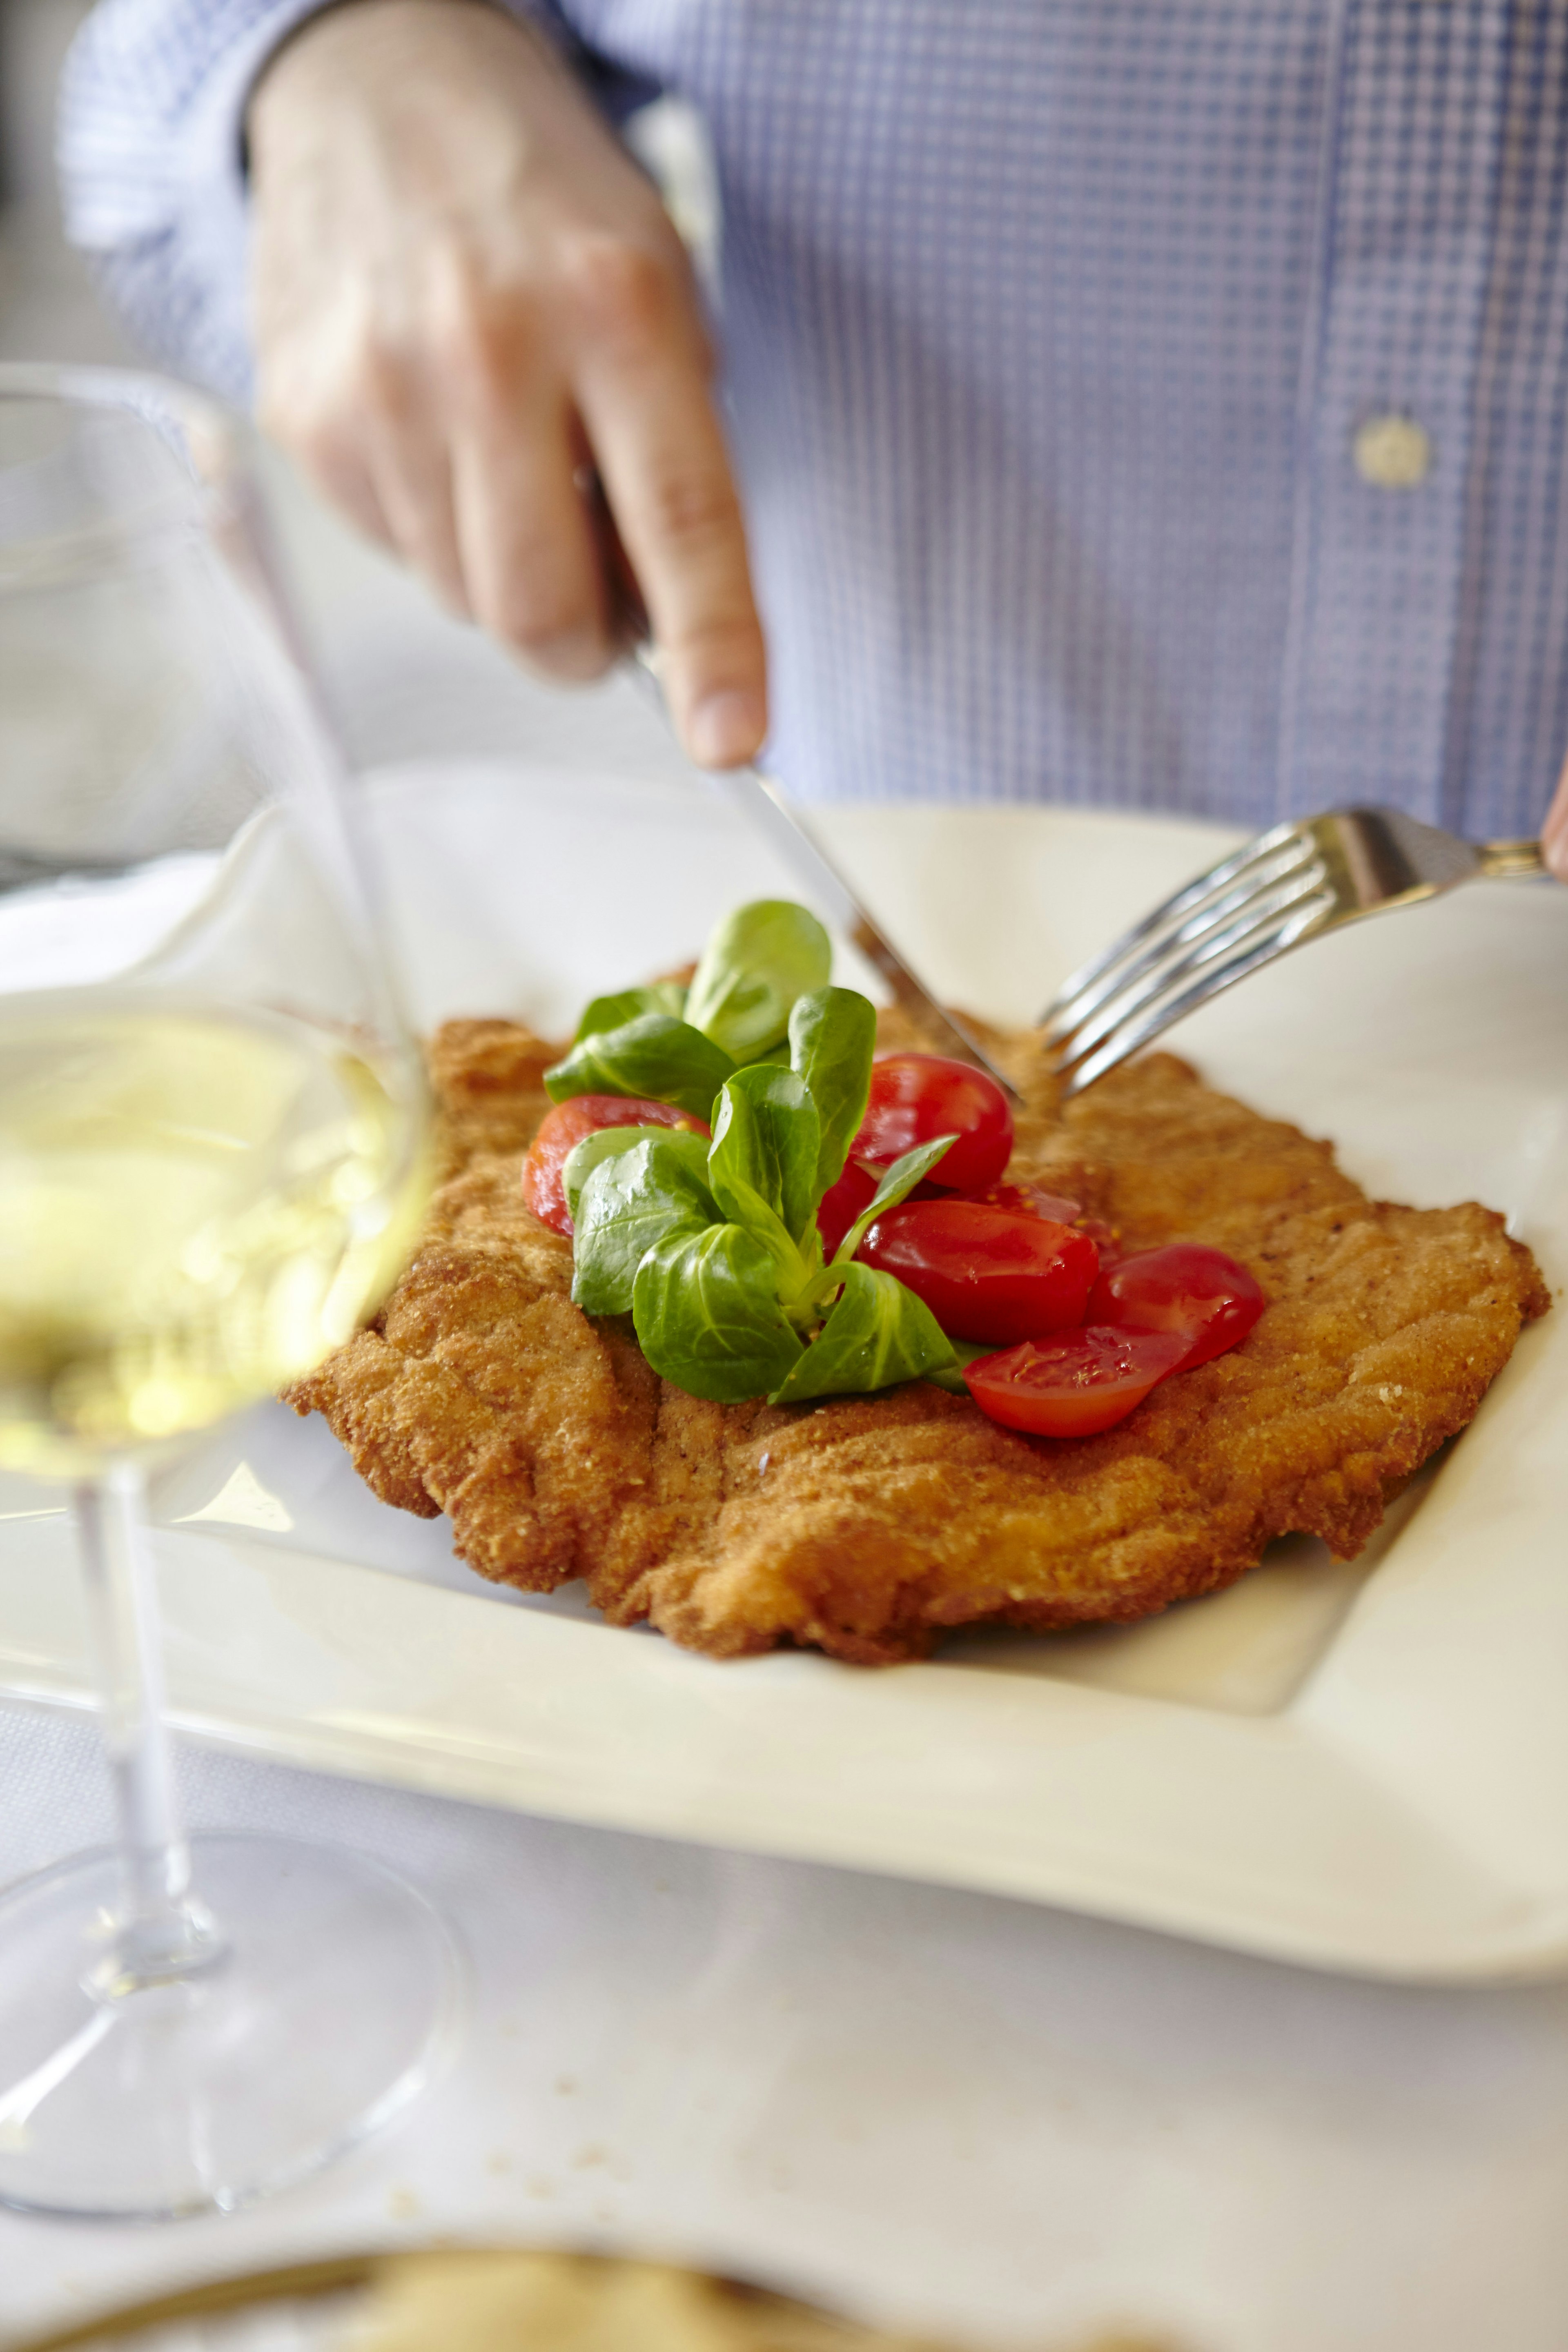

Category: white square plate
[3, 763, 1565, 1983]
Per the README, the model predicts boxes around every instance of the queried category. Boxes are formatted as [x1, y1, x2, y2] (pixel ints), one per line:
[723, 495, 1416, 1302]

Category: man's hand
[1546, 762, 1568, 881]
[247, 0, 766, 767]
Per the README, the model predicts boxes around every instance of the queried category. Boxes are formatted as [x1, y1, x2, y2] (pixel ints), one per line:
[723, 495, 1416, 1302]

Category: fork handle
[1476, 837, 1548, 879]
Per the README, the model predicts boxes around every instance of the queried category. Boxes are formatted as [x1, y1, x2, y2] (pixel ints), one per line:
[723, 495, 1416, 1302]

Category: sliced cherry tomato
[967, 1181, 1122, 1264]
[858, 1199, 1099, 1344]
[964, 1327, 1190, 1437]
[521, 1094, 708, 1236]
[1078, 1220, 1123, 1270]
[972, 1181, 1085, 1224]
[1087, 1243, 1263, 1372]
[817, 1165, 972, 1259]
[853, 1054, 1013, 1192]
[816, 1158, 880, 1257]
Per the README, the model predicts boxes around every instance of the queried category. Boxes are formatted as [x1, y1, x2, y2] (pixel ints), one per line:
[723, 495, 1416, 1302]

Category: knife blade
[707, 764, 1022, 1100]
[584, 473, 1022, 1101]
[623, 654, 1020, 1099]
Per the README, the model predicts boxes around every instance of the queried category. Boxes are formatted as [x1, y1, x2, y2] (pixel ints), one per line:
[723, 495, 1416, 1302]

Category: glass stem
[74, 1461, 225, 1996]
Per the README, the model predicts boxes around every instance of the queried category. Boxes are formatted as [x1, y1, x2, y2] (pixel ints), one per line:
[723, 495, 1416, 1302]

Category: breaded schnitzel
[284, 1017, 1549, 1663]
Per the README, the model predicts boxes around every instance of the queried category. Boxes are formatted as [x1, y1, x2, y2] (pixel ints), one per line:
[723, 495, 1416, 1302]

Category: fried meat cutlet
[284, 1016, 1550, 1664]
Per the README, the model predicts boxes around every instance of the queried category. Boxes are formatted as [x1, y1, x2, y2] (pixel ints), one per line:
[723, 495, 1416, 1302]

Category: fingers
[573, 245, 767, 767]
[257, 375, 394, 555]
[1544, 752, 1568, 883]
[246, 0, 766, 737]
[265, 289, 766, 743]
[447, 347, 610, 678]
[359, 354, 470, 617]
[247, 0, 766, 739]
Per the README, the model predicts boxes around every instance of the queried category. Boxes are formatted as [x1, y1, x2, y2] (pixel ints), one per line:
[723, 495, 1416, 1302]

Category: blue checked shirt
[57, 1, 1568, 831]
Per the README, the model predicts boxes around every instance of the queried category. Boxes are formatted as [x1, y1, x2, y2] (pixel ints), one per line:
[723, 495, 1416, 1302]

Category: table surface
[4, 1698, 1568, 2352]
[4, 462, 1568, 2352]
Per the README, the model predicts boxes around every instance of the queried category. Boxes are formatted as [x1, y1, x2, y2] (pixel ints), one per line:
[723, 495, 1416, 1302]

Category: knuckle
[353, 336, 415, 425]
[641, 466, 743, 555]
[434, 297, 527, 410]
[560, 232, 676, 358]
[424, 245, 540, 410]
[668, 610, 764, 673]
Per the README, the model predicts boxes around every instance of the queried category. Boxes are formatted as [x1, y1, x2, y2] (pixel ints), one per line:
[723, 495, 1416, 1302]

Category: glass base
[0, 1832, 463, 2220]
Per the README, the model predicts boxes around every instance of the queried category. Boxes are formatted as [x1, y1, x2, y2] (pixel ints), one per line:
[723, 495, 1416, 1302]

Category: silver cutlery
[628, 644, 1022, 1100]
[1044, 806, 1546, 1097]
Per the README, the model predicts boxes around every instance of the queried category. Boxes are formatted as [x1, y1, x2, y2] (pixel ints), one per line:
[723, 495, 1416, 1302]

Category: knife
[584, 472, 1022, 1100]
[704, 760, 1022, 1099]
[625, 646, 1022, 1101]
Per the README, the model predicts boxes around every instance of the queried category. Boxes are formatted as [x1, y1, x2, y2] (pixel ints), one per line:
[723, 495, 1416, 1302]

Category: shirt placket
[1276, 0, 1511, 820]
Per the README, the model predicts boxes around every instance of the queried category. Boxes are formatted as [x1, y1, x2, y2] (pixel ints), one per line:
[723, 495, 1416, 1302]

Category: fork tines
[1043, 818, 1338, 1096]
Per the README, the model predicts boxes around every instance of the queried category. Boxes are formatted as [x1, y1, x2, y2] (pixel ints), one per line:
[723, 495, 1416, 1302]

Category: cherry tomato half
[521, 1094, 708, 1236]
[1087, 1243, 1263, 1372]
[858, 1199, 1099, 1345]
[964, 1327, 1190, 1437]
[853, 1054, 1013, 1192]
[816, 1158, 880, 1258]
[965, 1181, 1122, 1266]
[971, 1181, 1085, 1224]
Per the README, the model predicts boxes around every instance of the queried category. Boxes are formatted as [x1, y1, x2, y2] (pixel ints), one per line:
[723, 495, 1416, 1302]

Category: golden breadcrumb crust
[284, 1016, 1549, 1664]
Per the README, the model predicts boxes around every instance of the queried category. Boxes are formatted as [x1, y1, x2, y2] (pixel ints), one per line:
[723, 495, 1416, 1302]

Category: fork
[1043, 806, 1547, 1097]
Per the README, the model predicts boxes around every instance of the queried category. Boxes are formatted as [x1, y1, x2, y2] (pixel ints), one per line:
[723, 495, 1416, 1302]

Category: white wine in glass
[0, 367, 460, 2218]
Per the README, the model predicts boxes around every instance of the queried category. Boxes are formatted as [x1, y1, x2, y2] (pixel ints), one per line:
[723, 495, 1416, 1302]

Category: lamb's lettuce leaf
[708, 1065, 821, 1247]
[828, 1133, 959, 1270]
[684, 900, 832, 1063]
[574, 980, 687, 1042]
[633, 1223, 805, 1402]
[769, 1263, 957, 1405]
[545, 1012, 735, 1124]
[788, 986, 877, 1195]
[557, 900, 980, 1411]
[570, 1136, 719, 1316]
[561, 1123, 712, 1231]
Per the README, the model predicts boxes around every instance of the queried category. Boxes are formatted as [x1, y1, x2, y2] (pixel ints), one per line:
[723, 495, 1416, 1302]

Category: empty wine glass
[0, 365, 461, 2218]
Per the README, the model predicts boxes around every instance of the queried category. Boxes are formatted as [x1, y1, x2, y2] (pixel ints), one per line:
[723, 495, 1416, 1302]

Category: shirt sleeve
[55, 0, 579, 405]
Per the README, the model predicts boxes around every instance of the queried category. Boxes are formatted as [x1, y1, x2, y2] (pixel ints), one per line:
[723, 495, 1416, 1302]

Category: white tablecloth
[4, 1700, 1568, 2352]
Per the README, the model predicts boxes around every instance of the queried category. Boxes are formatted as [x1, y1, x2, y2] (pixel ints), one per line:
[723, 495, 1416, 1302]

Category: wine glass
[0, 365, 461, 2218]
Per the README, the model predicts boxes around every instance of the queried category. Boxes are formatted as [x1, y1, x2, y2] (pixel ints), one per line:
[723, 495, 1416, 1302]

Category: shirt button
[1352, 414, 1433, 490]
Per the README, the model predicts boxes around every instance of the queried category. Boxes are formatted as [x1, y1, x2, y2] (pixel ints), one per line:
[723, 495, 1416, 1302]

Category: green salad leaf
[552, 898, 999, 1412]
[829, 1132, 960, 1269]
[684, 900, 833, 1063]
[561, 1123, 712, 1231]
[788, 986, 877, 1194]
[570, 1135, 719, 1316]
[574, 981, 687, 1041]
[546, 1011, 735, 1124]
[708, 1064, 820, 1245]
[633, 1222, 805, 1402]
[769, 1262, 957, 1405]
